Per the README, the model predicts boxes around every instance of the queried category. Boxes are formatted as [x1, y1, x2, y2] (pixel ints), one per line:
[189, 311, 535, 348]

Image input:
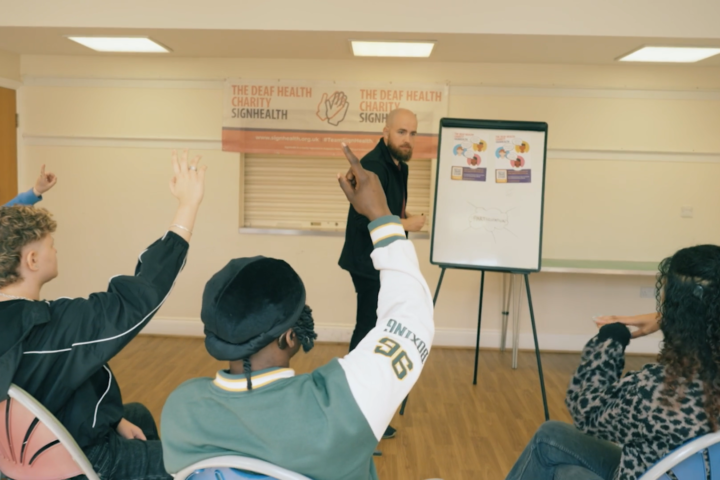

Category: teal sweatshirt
[161, 216, 435, 480]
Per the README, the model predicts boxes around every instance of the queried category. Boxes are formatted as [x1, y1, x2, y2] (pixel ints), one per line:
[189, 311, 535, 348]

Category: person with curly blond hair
[506, 244, 720, 480]
[0, 206, 58, 290]
[0, 150, 206, 480]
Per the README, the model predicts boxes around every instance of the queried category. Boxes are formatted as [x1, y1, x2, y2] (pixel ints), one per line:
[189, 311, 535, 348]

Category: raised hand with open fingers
[168, 149, 207, 242]
[337, 143, 390, 222]
[169, 149, 207, 207]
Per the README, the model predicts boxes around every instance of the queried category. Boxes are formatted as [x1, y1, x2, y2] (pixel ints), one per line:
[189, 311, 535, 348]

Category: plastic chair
[639, 431, 720, 480]
[173, 455, 312, 480]
[0, 384, 100, 480]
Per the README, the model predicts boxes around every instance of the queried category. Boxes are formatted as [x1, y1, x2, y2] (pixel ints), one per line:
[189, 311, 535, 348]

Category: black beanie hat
[201, 256, 306, 361]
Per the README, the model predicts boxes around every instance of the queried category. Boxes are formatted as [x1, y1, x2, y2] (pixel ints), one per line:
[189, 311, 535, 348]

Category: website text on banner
[222, 80, 449, 158]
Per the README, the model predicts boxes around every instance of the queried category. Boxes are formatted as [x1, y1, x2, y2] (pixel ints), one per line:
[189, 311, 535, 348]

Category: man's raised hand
[337, 143, 391, 222]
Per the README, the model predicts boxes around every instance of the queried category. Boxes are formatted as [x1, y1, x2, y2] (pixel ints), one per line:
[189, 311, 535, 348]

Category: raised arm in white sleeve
[337, 215, 434, 440]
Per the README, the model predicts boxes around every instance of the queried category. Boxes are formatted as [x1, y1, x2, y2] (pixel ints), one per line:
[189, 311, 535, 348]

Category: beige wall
[0, 49, 20, 82]
[18, 55, 720, 353]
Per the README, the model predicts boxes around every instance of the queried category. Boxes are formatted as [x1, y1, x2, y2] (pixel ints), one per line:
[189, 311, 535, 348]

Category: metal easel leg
[472, 271, 486, 385]
[524, 274, 549, 421]
[511, 274, 523, 370]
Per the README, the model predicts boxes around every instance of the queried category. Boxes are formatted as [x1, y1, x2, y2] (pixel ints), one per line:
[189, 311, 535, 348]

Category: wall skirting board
[141, 317, 663, 355]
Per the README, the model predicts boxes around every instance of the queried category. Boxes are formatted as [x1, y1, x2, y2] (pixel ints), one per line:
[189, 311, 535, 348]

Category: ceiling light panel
[619, 46, 720, 63]
[351, 41, 435, 58]
[66, 37, 170, 53]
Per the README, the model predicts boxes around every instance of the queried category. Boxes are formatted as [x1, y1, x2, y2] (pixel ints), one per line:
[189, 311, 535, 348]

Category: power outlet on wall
[640, 287, 655, 298]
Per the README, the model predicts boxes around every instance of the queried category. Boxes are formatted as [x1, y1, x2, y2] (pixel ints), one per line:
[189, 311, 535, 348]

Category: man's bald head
[385, 108, 416, 129]
[383, 108, 418, 163]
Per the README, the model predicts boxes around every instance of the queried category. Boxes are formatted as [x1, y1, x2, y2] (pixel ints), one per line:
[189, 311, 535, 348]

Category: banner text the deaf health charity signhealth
[222, 79, 448, 158]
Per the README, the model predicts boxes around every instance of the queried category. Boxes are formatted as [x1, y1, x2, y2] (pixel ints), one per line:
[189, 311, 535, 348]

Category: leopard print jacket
[566, 333, 711, 480]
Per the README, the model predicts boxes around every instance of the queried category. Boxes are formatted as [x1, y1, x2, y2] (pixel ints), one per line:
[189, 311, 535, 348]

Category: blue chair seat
[187, 467, 272, 480]
[639, 431, 720, 480]
[173, 455, 312, 480]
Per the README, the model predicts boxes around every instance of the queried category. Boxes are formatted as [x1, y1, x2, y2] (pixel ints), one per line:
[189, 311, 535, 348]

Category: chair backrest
[173, 455, 312, 480]
[639, 431, 720, 480]
[0, 384, 100, 480]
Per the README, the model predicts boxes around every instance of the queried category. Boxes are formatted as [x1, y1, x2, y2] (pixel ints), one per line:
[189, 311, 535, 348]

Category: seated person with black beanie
[161, 144, 435, 480]
[0, 150, 206, 480]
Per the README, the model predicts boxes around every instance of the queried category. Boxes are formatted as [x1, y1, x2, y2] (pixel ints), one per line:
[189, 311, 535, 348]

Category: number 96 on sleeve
[374, 337, 414, 380]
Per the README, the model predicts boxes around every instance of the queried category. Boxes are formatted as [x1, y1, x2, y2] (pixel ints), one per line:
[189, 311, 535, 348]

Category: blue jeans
[506, 421, 621, 480]
[82, 403, 171, 480]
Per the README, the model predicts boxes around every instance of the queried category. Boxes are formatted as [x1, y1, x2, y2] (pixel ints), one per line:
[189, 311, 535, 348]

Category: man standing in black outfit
[338, 108, 426, 439]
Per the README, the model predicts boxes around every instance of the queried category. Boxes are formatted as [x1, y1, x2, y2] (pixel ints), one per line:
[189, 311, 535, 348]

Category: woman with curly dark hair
[505, 244, 720, 480]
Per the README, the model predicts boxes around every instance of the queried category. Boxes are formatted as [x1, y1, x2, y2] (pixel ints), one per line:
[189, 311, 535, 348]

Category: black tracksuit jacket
[0, 232, 188, 449]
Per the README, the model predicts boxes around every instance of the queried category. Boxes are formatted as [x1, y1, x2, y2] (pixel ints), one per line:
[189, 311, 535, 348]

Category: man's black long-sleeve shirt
[339, 139, 408, 280]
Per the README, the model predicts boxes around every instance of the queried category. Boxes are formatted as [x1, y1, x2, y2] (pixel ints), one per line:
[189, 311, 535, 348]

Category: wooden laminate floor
[109, 336, 654, 480]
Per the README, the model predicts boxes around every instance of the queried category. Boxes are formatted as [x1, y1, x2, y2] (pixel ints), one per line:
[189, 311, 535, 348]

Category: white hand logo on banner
[316, 91, 349, 126]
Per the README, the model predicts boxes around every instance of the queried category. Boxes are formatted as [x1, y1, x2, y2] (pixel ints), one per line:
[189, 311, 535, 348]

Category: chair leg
[500, 273, 511, 351]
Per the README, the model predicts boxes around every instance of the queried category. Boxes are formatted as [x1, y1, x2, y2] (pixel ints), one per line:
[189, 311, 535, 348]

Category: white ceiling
[2, 1, 720, 67]
[2, 0, 720, 40]
[1, 28, 720, 66]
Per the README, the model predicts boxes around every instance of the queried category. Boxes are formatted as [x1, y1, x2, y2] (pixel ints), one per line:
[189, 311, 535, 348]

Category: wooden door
[0, 87, 17, 205]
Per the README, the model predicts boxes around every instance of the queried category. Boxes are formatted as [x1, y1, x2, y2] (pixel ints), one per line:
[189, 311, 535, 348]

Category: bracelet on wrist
[171, 224, 192, 234]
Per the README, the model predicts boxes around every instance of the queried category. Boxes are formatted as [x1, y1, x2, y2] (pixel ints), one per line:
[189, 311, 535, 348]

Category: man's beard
[387, 139, 413, 162]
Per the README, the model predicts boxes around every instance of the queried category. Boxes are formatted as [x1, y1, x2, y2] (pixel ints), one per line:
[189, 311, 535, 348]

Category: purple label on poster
[451, 166, 486, 182]
[507, 170, 531, 183]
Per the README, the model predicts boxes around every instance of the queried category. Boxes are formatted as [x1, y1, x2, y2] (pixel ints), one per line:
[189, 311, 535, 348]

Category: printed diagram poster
[222, 79, 448, 157]
[449, 131, 488, 182]
[494, 135, 532, 183]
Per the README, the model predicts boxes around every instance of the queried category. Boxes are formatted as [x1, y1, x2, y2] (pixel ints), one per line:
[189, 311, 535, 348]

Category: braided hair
[243, 358, 253, 391]
[293, 305, 318, 353]
[656, 245, 720, 430]
[244, 305, 317, 392]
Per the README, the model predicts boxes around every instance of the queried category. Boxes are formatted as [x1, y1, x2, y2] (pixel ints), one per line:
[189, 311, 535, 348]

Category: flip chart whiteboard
[430, 118, 548, 272]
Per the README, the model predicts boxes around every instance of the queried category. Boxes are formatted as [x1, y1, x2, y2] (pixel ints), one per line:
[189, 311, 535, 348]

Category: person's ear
[277, 329, 295, 350]
[382, 125, 390, 139]
[24, 248, 40, 273]
[286, 329, 297, 349]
